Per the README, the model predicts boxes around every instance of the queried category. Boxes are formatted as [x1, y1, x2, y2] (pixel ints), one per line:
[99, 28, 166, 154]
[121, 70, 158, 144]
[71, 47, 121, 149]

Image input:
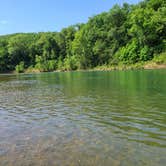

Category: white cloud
[0, 20, 8, 25]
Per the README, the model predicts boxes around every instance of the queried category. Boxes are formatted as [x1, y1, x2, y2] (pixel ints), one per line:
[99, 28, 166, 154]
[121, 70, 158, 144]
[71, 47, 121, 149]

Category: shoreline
[92, 63, 166, 71]
[0, 62, 166, 75]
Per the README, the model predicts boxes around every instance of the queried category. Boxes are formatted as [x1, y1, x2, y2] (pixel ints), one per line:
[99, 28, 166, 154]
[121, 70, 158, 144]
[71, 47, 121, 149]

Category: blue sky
[0, 0, 141, 35]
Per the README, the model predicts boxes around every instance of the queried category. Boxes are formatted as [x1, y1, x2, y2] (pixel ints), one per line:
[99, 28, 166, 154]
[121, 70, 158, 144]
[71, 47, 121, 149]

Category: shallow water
[0, 70, 166, 166]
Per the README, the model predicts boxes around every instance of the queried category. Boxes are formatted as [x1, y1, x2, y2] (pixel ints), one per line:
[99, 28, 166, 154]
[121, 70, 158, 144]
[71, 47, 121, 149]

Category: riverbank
[1, 54, 166, 74]
[23, 61, 166, 74]
[92, 62, 166, 71]
[24, 53, 166, 73]
[0, 62, 166, 75]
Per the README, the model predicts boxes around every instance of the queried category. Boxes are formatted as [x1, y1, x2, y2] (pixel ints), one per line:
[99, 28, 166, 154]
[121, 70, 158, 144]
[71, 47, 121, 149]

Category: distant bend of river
[0, 70, 166, 166]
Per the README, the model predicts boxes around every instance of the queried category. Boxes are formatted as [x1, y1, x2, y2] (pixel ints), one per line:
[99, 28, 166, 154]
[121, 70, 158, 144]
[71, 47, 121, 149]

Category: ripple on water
[0, 71, 166, 165]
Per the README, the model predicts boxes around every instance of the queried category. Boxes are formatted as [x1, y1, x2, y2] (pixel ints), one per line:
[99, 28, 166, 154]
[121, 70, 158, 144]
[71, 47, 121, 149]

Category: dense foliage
[0, 0, 165, 73]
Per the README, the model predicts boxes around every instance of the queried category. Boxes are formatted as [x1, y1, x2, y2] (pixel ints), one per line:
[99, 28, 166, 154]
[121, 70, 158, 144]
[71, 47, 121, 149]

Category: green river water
[0, 70, 166, 166]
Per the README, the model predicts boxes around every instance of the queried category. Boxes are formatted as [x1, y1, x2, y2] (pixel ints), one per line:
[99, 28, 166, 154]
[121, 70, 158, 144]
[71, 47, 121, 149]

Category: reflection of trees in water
[0, 70, 166, 166]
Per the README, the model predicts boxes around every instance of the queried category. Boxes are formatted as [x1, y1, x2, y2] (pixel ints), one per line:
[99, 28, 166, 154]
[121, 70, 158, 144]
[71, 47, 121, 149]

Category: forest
[0, 0, 165, 73]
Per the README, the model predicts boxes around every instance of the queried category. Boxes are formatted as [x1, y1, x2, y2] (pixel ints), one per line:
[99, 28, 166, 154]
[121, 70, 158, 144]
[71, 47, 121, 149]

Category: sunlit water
[0, 70, 166, 166]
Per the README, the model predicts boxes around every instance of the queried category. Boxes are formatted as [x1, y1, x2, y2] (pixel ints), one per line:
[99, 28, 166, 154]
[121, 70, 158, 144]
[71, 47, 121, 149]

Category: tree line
[0, 0, 165, 73]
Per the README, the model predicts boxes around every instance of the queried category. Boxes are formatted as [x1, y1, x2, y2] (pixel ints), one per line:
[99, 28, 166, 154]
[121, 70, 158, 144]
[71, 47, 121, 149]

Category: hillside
[0, 0, 165, 73]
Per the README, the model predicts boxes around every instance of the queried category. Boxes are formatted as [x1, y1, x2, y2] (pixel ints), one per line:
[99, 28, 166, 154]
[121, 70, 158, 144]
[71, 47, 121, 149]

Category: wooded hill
[0, 0, 165, 73]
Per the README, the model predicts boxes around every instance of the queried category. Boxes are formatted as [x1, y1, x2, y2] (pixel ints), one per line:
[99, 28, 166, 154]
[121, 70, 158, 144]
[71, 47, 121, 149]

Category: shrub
[139, 46, 152, 61]
[15, 61, 25, 73]
[153, 52, 166, 64]
[115, 39, 139, 64]
[64, 55, 78, 71]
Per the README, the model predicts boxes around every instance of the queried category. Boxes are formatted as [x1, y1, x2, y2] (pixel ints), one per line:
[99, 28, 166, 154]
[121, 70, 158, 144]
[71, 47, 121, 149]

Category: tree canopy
[0, 0, 165, 73]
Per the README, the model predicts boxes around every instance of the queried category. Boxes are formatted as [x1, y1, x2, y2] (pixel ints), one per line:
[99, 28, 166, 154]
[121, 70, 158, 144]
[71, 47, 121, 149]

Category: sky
[0, 0, 141, 35]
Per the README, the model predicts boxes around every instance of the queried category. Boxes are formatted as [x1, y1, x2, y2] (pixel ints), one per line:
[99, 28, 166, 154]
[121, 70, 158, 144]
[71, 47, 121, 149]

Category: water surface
[0, 70, 166, 166]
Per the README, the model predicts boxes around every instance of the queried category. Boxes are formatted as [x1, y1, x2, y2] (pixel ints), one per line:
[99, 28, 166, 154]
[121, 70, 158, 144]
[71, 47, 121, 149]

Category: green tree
[15, 61, 25, 73]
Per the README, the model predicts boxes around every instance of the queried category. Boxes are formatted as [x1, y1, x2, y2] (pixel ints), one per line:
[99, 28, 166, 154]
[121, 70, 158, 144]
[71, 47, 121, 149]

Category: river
[0, 70, 166, 166]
